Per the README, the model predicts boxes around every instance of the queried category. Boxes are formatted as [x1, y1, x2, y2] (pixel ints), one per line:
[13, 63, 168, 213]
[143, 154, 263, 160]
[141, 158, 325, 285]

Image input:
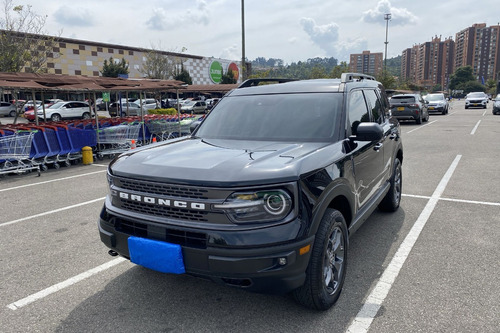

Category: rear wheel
[293, 209, 348, 311]
[415, 112, 422, 124]
[9, 110, 16, 117]
[51, 113, 62, 122]
[82, 112, 91, 120]
[379, 158, 402, 212]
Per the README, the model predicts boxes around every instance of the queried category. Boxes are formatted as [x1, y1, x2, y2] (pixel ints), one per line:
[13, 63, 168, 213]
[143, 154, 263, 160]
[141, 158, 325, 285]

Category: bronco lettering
[112, 190, 206, 210]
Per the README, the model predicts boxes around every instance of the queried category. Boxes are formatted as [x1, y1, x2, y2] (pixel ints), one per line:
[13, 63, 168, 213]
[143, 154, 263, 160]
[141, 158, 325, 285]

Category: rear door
[347, 89, 385, 210]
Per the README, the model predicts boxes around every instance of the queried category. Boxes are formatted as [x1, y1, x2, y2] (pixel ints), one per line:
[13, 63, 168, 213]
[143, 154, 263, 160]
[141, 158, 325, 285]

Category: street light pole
[384, 13, 391, 72]
[241, 0, 246, 81]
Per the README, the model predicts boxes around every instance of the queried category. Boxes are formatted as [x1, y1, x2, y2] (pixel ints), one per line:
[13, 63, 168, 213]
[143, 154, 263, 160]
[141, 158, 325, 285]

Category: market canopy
[0, 72, 187, 92]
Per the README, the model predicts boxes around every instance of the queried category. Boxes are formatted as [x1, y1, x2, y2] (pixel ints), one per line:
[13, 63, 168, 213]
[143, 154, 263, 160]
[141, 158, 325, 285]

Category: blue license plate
[128, 236, 185, 274]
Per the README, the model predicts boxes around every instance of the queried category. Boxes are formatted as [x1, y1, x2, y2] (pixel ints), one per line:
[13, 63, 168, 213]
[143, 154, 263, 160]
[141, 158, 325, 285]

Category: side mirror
[350, 122, 384, 142]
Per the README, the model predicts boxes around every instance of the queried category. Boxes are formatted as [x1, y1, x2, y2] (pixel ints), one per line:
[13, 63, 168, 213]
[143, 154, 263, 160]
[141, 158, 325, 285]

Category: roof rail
[237, 78, 297, 88]
[341, 73, 376, 83]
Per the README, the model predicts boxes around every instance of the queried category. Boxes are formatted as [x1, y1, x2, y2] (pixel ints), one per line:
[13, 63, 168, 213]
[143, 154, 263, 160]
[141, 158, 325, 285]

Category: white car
[465, 92, 488, 109]
[132, 98, 158, 110]
[27, 101, 92, 122]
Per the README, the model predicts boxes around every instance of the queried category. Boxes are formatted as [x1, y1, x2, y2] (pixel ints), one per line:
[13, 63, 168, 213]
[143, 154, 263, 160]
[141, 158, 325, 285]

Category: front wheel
[415, 112, 422, 124]
[9, 110, 16, 117]
[293, 209, 348, 311]
[379, 158, 402, 212]
[82, 112, 91, 120]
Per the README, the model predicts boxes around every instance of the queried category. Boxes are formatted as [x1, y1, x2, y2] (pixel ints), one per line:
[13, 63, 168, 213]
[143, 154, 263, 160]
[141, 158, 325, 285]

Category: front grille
[115, 177, 209, 199]
[121, 200, 209, 222]
[115, 218, 207, 248]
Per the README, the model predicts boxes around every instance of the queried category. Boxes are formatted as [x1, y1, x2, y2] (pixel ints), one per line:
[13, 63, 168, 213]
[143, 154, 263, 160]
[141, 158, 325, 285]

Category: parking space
[1, 99, 499, 332]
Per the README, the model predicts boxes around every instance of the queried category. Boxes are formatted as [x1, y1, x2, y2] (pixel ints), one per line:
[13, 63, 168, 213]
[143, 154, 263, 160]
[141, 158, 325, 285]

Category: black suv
[99, 74, 403, 310]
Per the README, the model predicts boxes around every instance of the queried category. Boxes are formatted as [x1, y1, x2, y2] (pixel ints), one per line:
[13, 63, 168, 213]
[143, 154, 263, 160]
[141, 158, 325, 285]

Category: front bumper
[98, 206, 314, 294]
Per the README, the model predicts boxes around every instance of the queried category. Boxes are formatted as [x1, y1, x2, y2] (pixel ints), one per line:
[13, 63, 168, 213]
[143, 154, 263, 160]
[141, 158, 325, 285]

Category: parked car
[24, 101, 91, 122]
[493, 94, 500, 115]
[22, 100, 43, 111]
[0, 101, 17, 117]
[132, 98, 159, 110]
[98, 74, 403, 311]
[424, 93, 448, 115]
[465, 92, 488, 109]
[390, 93, 429, 124]
[108, 102, 147, 117]
[181, 100, 207, 113]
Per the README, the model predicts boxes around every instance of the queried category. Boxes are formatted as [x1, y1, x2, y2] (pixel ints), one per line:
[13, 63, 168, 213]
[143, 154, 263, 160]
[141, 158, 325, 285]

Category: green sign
[102, 92, 110, 102]
[209, 61, 223, 83]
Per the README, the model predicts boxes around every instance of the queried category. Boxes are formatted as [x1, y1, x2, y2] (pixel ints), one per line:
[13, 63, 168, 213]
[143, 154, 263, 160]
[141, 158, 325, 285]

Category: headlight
[214, 189, 293, 223]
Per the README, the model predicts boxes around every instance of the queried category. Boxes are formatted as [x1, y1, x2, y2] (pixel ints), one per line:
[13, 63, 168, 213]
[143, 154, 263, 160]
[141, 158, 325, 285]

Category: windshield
[196, 93, 342, 142]
[48, 102, 66, 109]
[425, 94, 445, 101]
[391, 96, 416, 103]
[468, 92, 486, 98]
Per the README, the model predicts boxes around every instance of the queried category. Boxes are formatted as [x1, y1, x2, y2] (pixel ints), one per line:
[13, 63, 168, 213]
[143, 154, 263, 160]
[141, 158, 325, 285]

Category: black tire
[415, 112, 422, 124]
[51, 113, 62, 122]
[293, 209, 348, 311]
[9, 110, 16, 117]
[82, 112, 91, 120]
[379, 158, 402, 212]
[423, 111, 429, 122]
[442, 108, 446, 115]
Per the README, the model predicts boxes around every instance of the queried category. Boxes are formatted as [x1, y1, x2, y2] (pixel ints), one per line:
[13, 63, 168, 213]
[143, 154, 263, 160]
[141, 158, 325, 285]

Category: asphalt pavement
[0, 99, 499, 333]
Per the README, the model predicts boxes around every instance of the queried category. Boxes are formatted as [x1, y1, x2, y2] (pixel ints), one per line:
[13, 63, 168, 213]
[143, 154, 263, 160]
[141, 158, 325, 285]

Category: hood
[110, 137, 341, 186]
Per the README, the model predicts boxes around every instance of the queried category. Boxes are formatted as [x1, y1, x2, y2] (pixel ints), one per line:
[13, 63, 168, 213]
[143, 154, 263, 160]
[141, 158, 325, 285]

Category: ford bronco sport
[99, 73, 403, 310]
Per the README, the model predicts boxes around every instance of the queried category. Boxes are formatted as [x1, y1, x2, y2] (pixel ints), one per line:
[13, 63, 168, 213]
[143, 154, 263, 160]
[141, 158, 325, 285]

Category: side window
[364, 89, 384, 124]
[348, 90, 370, 135]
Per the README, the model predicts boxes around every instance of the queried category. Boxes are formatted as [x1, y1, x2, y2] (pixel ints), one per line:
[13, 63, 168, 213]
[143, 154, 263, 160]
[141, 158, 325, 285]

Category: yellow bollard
[82, 146, 93, 165]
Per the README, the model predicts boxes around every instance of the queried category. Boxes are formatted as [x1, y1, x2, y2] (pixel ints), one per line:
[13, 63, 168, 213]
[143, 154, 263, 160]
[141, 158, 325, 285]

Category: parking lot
[1, 98, 499, 333]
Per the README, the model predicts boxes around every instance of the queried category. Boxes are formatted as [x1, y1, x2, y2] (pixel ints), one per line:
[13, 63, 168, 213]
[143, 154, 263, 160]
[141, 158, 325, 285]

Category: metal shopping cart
[96, 122, 142, 159]
[0, 131, 40, 176]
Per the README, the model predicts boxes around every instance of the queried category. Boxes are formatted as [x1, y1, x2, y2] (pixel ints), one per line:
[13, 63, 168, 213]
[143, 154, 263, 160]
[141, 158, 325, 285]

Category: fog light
[278, 257, 287, 266]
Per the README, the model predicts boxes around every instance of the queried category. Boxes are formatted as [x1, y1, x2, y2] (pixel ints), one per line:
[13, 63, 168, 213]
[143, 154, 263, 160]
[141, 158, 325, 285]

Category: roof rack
[237, 78, 297, 88]
[341, 73, 376, 83]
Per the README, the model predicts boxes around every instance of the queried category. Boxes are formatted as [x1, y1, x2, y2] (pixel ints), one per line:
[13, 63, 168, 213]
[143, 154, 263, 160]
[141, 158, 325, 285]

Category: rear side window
[363, 89, 384, 124]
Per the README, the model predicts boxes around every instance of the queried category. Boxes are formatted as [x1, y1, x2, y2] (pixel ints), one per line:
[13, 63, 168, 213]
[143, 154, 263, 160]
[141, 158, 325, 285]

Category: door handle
[374, 143, 383, 151]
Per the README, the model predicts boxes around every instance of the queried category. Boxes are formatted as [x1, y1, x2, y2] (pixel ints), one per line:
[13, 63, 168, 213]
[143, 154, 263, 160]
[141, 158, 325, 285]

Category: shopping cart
[96, 122, 142, 159]
[0, 131, 40, 176]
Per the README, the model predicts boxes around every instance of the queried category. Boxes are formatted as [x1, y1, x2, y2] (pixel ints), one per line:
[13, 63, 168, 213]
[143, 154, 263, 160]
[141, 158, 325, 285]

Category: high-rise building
[349, 51, 383, 76]
[455, 23, 500, 82]
[400, 36, 454, 90]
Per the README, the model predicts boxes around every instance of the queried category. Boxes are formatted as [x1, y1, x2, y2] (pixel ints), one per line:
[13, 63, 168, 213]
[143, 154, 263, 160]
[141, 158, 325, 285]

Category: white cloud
[299, 17, 367, 61]
[362, 0, 417, 26]
[220, 44, 240, 61]
[146, 0, 210, 31]
[54, 5, 95, 27]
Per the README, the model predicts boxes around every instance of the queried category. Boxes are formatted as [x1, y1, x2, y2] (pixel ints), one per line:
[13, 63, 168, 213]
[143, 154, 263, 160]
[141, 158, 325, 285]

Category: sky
[12, 0, 500, 64]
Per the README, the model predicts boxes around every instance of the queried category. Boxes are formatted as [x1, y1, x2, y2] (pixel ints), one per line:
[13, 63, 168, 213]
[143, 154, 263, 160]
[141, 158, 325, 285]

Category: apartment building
[349, 51, 383, 76]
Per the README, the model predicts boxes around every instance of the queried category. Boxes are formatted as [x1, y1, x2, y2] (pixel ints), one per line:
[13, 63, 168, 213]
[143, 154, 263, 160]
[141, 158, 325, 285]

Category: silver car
[0, 102, 17, 117]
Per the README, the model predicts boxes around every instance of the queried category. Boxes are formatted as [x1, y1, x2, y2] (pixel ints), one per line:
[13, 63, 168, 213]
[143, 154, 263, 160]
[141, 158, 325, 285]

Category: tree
[173, 63, 192, 85]
[486, 78, 497, 95]
[459, 81, 486, 94]
[376, 70, 396, 89]
[0, 0, 59, 73]
[101, 57, 129, 77]
[329, 61, 349, 78]
[449, 66, 475, 90]
[220, 69, 237, 84]
[140, 44, 174, 80]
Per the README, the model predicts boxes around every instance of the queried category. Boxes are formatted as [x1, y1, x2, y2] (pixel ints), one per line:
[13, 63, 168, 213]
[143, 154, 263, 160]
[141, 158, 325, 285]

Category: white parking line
[403, 194, 500, 207]
[346, 155, 461, 333]
[470, 120, 481, 135]
[0, 170, 107, 193]
[0, 197, 106, 227]
[405, 120, 437, 134]
[6, 257, 127, 310]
